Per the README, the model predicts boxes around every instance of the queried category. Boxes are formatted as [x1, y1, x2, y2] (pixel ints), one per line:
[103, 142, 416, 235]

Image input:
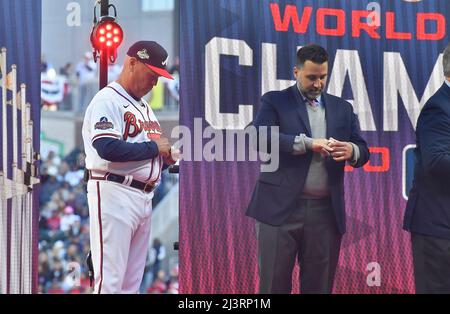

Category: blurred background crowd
[40, 52, 179, 115]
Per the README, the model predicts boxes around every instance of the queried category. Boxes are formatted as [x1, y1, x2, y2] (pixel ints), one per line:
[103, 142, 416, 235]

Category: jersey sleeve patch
[89, 98, 122, 142]
[94, 117, 114, 130]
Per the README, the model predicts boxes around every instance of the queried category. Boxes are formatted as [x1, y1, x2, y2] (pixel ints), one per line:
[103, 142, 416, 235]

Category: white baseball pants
[87, 179, 153, 293]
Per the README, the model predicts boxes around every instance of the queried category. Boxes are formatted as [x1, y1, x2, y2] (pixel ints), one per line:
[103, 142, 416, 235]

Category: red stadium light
[90, 2, 122, 89]
[90, 18, 123, 62]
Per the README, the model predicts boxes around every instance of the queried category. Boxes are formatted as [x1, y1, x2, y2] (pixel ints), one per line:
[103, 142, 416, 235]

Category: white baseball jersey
[82, 81, 163, 185]
[82, 81, 163, 293]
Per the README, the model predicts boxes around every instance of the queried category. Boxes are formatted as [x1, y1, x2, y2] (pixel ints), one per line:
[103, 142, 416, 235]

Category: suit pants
[256, 198, 342, 294]
[411, 233, 450, 294]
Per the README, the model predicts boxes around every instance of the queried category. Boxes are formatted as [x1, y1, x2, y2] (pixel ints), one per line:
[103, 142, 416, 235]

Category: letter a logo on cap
[162, 56, 169, 66]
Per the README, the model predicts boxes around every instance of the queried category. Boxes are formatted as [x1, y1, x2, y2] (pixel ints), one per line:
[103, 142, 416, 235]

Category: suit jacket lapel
[290, 85, 312, 136]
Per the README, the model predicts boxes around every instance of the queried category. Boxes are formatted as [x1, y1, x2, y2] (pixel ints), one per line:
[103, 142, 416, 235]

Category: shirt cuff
[348, 143, 360, 166]
[292, 134, 313, 155]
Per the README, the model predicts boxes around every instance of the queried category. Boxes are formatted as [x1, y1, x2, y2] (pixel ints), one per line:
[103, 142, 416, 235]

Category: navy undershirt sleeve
[93, 137, 159, 162]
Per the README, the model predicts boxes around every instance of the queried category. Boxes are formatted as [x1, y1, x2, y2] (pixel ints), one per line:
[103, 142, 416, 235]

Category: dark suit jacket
[404, 82, 450, 240]
[246, 85, 370, 235]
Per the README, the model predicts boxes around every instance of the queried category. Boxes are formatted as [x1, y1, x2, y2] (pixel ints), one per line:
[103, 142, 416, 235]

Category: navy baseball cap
[127, 41, 173, 80]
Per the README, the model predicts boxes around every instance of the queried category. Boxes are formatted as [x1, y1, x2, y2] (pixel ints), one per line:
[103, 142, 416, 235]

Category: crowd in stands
[41, 52, 179, 115]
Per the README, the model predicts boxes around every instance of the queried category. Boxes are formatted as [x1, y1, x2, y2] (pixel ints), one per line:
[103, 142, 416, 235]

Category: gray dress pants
[257, 198, 342, 294]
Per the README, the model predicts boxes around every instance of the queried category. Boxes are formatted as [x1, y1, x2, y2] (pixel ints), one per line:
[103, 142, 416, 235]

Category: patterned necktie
[307, 98, 319, 108]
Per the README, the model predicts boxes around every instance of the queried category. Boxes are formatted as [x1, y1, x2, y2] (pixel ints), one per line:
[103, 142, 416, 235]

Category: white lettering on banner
[328, 49, 376, 131]
[383, 52, 443, 131]
[261, 43, 295, 95]
[205, 37, 253, 130]
[204, 37, 444, 132]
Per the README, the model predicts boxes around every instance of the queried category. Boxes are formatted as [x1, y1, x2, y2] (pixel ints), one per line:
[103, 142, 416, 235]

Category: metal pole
[100, 0, 109, 17]
[1, 47, 8, 294]
[99, 49, 109, 90]
[1, 48, 7, 175]
[10, 64, 21, 294]
[99, 0, 110, 89]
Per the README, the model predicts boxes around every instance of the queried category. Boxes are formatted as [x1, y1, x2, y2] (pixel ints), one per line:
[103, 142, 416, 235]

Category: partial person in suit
[246, 44, 370, 294]
[403, 43, 450, 294]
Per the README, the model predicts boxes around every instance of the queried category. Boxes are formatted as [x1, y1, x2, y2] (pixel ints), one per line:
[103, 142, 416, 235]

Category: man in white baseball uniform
[82, 41, 177, 293]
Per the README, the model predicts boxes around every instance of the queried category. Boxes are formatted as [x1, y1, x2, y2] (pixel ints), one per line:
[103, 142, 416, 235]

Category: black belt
[86, 170, 155, 193]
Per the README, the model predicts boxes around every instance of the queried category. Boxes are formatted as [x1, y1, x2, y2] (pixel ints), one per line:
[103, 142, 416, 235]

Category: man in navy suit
[246, 44, 370, 294]
[403, 43, 450, 294]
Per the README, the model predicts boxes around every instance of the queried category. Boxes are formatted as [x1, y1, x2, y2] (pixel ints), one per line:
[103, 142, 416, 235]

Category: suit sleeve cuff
[348, 142, 360, 166]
